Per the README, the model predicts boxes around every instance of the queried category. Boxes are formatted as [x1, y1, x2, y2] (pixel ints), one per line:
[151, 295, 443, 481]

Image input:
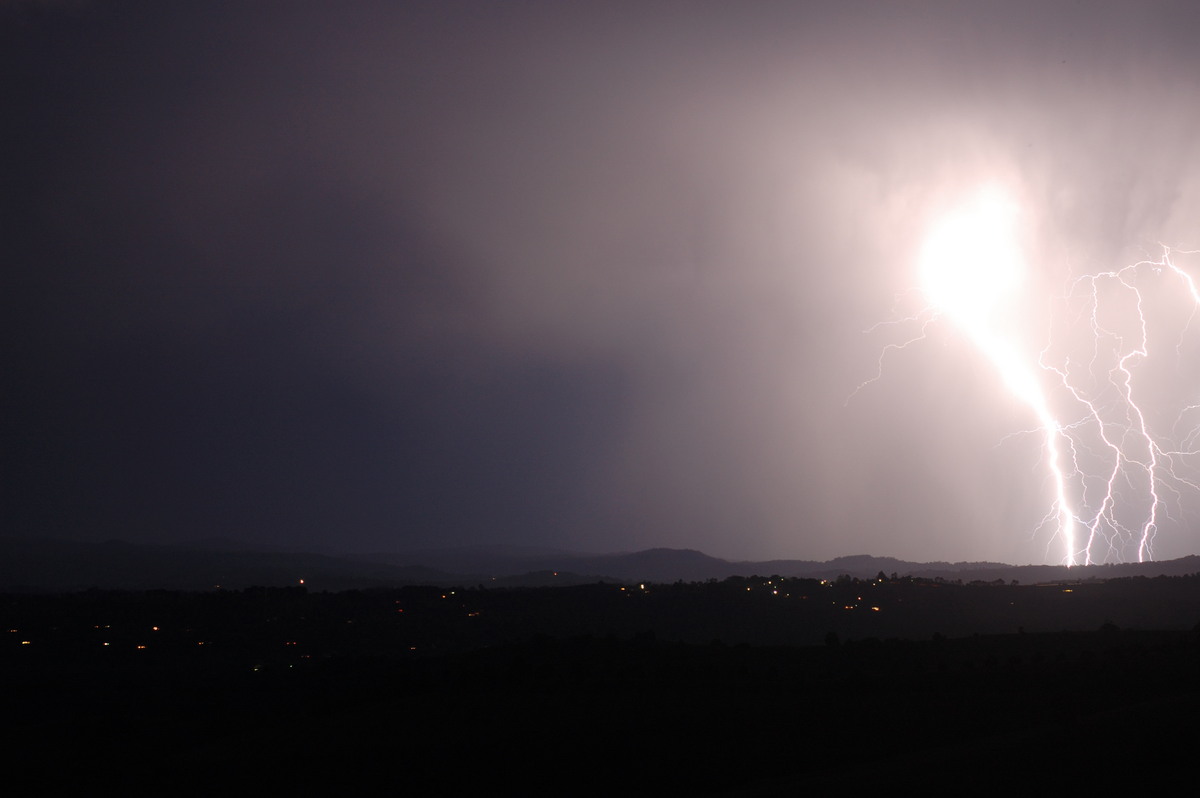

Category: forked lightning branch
[855, 187, 1200, 565]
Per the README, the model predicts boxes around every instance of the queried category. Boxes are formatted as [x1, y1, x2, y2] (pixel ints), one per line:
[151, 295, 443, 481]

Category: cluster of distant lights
[621, 577, 887, 610]
[860, 186, 1200, 565]
[9, 577, 1104, 653]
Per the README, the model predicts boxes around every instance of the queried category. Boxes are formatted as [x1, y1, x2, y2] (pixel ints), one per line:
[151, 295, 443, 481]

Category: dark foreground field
[5, 575, 1200, 793]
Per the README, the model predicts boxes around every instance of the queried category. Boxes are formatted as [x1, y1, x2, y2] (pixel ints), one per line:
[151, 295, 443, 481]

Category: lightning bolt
[1044, 246, 1200, 564]
[855, 187, 1200, 565]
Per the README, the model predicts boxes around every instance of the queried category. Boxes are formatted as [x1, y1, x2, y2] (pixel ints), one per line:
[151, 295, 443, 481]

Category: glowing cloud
[920, 188, 1025, 326]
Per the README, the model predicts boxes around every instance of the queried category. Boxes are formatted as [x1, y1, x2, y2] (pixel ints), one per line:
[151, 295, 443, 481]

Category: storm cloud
[6, 1, 1199, 563]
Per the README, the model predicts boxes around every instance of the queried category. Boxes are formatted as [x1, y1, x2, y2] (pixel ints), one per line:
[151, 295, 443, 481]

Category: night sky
[6, 1, 1200, 564]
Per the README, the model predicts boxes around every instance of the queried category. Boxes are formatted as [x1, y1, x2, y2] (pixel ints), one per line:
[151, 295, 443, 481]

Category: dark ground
[5, 575, 1199, 794]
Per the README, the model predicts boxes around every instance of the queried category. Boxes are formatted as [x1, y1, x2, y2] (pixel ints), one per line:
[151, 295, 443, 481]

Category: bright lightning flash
[860, 186, 1200, 566]
[919, 190, 1078, 564]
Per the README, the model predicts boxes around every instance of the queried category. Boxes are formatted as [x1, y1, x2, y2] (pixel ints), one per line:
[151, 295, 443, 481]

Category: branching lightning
[854, 186, 1200, 565]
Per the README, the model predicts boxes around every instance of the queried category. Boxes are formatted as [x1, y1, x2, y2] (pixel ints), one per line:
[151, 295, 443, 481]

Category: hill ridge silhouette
[3, 536, 1198, 591]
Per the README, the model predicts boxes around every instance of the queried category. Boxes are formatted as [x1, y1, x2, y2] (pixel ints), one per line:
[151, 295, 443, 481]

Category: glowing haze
[868, 184, 1200, 565]
[6, 2, 1200, 565]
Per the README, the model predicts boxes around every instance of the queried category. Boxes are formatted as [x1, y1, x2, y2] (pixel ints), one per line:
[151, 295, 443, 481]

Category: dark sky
[6, 1, 1200, 563]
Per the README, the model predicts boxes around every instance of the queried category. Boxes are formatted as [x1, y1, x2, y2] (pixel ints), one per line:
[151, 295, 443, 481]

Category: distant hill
[362, 545, 1200, 584]
[3, 536, 1198, 591]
